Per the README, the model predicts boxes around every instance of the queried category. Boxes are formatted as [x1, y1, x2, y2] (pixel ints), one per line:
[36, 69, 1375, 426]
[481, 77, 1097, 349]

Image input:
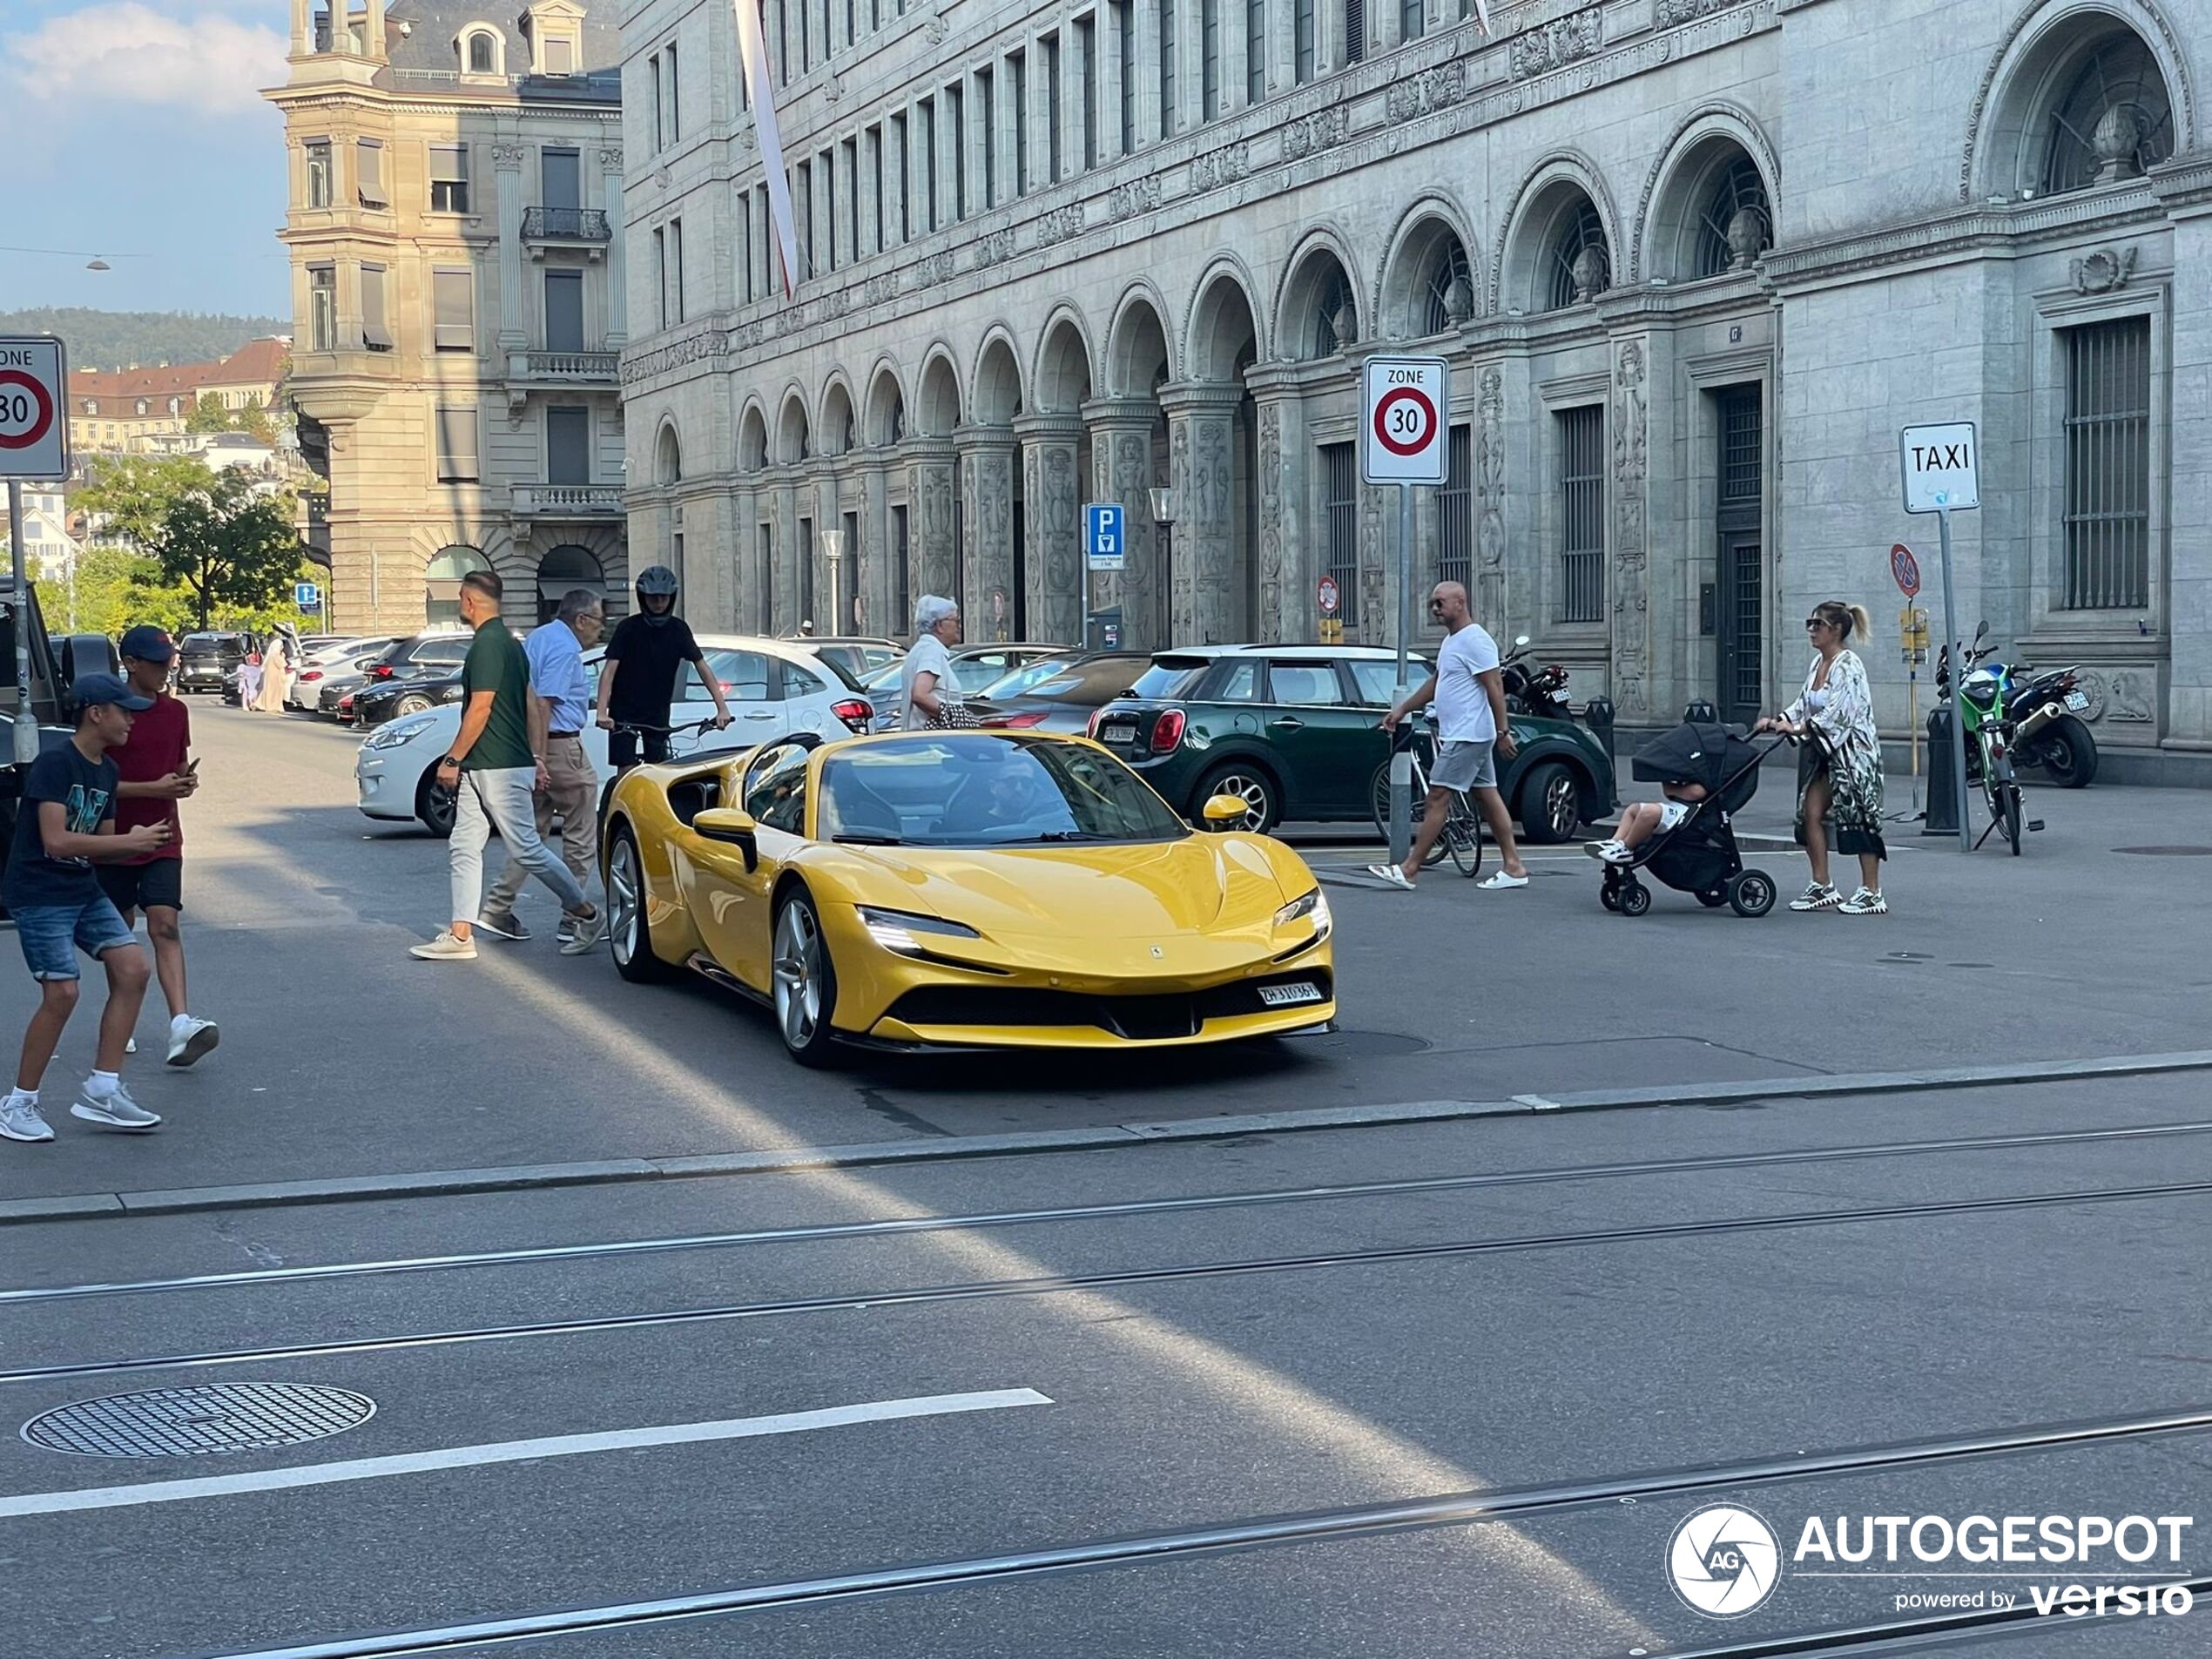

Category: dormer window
[459, 25, 503, 78]
[83, 400, 97, 415]
[136, 400, 149, 416]
[520, 0, 585, 78]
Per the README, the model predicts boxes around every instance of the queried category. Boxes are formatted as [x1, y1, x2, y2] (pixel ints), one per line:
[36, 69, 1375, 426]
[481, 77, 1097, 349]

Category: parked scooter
[1500, 636, 1574, 721]
[1935, 622, 2056, 855]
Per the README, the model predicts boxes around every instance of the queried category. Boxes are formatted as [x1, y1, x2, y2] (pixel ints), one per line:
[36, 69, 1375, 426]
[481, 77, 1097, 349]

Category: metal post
[1387, 482, 1413, 866]
[8, 482, 36, 764]
[1935, 507, 1971, 851]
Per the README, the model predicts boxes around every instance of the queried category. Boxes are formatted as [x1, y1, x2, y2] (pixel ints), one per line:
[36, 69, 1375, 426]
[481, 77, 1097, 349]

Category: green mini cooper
[1086, 644, 1617, 841]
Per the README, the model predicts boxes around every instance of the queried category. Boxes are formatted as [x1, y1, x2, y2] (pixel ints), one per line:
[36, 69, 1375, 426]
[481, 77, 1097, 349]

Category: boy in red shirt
[101, 626, 219, 1067]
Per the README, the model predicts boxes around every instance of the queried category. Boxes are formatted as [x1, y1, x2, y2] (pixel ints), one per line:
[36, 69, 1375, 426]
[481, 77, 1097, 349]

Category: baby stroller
[1600, 720, 1784, 918]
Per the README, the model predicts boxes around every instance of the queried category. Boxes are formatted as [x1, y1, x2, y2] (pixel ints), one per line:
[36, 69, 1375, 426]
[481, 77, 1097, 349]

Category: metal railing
[521, 351, 618, 381]
[511, 485, 623, 516]
[522, 207, 610, 242]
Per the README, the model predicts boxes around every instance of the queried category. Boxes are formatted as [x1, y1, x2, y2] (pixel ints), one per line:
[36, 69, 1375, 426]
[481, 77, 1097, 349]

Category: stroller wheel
[1618, 880, 1652, 917]
[1696, 887, 1728, 908]
[1600, 881, 1620, 912]
[1729, 870, 1777, 918]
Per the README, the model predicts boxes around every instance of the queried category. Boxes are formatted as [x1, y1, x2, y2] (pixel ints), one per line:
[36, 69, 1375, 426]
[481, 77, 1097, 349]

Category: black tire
[1515, 760, 1582, 845]
[1696, 887, 1728, 908]
[395, 691, 435, 718]
[2000, 781, 2023, 855]
[1600, 880, 1621, 913]
[772, 889, 841, 1067]
[2031, 714, 2099, 788]
[606, 826, 678, 983]
[1618, 880, 1652, 917]
[1729, 869, 1777, 918]
[1194, 761, 1281, 835]
[415, 766, 456, 838]
[1447, 800, 1486, 878]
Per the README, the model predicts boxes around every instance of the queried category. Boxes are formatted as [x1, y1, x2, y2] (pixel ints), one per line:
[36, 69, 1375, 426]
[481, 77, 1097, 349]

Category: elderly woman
[900, 595, 962, 731]
[1756, 599, 1888, 915]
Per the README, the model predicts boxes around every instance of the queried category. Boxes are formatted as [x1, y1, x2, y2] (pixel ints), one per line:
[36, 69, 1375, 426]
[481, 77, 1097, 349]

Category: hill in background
[0, 307, 290, 372]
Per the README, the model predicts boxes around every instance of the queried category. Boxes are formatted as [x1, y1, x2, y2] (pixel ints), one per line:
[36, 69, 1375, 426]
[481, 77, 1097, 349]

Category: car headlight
[365, 715, 440, 751]
[1273, 888, 1332, 939]
[855, 905, 983, 955]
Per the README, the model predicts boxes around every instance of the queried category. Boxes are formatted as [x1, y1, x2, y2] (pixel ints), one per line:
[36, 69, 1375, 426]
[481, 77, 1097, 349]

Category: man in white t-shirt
[1367, 581, 1530, 891]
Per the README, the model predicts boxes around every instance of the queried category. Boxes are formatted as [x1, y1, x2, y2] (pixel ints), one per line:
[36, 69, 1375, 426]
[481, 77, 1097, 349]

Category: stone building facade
[619, 0, 2212, 776]
[270, 0, 631, 635]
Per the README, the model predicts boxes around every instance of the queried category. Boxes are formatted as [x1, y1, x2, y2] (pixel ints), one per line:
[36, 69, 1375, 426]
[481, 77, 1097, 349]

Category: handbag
[927, 698, 984, 730]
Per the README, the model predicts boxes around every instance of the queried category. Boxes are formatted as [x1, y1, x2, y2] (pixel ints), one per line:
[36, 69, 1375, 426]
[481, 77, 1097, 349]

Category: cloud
[3, 3, 287, 116]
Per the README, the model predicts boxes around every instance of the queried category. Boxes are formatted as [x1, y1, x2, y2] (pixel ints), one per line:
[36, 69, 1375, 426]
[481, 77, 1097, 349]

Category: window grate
[1720, 387, 1762, 502]
[1437, 425, 1472, 594]
[2062, 316, 2151, 610]
[1322, 442, 1359, 628]
[1545, 199, 1608, 310]
[1730, 539, 1763, 712]
[1693, 155, 1767, 279]
[1558, 406, 1605, 624]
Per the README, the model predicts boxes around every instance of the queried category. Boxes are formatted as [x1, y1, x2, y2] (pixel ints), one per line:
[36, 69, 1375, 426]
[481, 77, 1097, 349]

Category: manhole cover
[2113, 846, 2212, 857]
[1302, 1029, 1429, 1057]
[22, 1383, 375, 1458]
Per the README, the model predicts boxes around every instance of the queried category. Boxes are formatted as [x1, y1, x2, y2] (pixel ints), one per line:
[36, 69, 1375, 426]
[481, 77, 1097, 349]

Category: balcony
[522, 207, 610, 260]
[516, 350, 618, 382]
[511, 484, 624, 526]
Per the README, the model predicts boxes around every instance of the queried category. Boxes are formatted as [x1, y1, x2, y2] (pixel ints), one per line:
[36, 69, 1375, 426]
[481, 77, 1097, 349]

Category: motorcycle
[1935, 623, 2047, 855]
[2005, 664, 2100, 789]
[1500, 635, 1573, 721]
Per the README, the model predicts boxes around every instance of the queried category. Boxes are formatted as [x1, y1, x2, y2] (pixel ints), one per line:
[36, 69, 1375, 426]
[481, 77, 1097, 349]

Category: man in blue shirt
[477, 589, 607, 950]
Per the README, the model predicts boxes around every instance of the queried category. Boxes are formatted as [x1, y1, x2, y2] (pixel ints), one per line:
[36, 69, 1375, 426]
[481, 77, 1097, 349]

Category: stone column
[1247, 368, 1305, 644]
[1472, 360, 1509, 631]
[600, 146, 626, 347]
[1016, 414, 1086, 645]
[906, 437, 958, 601]
[2161, 191, 2212, 749]
[1135, 3, 1161, 145]
[1608, 335, 1654, 722]
[860, 455, 893, 640]
[493, 145, 526, 352]
[1100, 6, 1124, 163]
[1158, 382, 1241, 646]
[774, 472, 799, 632]
[1083, 396, 1159, 651]
[290, 0, 312, 56]
[955, 425, 1017, 641]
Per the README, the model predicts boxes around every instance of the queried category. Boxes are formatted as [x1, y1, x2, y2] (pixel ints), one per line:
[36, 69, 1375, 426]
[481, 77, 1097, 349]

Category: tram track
[10, 1117, 2208, 1307]
[9, 1175, 2206, 1387]
[182, 1407, 2212, 1657]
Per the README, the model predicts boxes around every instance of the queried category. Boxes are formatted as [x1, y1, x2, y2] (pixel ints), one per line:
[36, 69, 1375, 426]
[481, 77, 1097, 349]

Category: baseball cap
[73, 672, 156, 714]
[119, 625, 176, 664]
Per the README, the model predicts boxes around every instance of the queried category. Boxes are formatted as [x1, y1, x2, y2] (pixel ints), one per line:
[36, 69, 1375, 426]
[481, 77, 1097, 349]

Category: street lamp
[1148, 489, 1176, 646]
[819, 527, 846, 634]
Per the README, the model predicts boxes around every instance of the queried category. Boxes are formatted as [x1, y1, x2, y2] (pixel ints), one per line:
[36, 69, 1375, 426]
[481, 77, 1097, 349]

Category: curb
[4, 1049, 2209, 1226]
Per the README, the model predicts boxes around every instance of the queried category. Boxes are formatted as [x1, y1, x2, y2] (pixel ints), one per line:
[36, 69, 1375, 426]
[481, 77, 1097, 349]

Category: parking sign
[1084, 502, 1125, 571]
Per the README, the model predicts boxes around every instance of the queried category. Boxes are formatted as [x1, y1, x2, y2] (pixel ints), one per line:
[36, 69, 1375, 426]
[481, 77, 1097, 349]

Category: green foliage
[184, 393, 233, 435]
[48, 546, 196, 639]
[0, 308, 287, 374]
[76, 455, 303, 632]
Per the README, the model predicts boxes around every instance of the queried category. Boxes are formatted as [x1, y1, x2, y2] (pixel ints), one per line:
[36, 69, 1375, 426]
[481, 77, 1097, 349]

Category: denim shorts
[12, 895, 138, 982]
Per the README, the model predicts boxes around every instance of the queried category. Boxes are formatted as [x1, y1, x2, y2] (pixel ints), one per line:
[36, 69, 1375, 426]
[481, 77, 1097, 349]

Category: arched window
[136, 399, 149, 416]
[1420, 235, 1476, 335]
[1693, 155, 1770, 279]
[1311, 262, 1356, 358]
[655, 422, 683, 485]
[424, 544, 492, 628]
[1544, 199, 1609, 310]
[536, 544, 605, 624]
[463, 29, 499, 74]
[2041, 30, 2174, 193]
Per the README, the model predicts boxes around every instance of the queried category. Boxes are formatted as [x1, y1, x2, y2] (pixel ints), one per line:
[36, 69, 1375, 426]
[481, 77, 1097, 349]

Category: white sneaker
[0, 1094, 53, 1143]
[71, 1080, 160, 1133]
[166, 1016, 220, 1069]
[409, 929, 478, 961]
[1790, 882, 1843, 912]
[1838, 887, 1889, 916]
[1585, 840, 1634, 865]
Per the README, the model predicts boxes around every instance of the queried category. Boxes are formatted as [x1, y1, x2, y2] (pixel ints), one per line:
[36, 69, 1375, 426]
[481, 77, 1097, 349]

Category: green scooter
[1935, 622, 2041, 855]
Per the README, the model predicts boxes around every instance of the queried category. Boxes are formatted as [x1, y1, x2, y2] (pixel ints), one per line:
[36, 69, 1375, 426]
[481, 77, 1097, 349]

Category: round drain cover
[1304, 1029, 1429, 1057]
[2114, 846, 2212, 857]
[22, 1383, 375, 1458]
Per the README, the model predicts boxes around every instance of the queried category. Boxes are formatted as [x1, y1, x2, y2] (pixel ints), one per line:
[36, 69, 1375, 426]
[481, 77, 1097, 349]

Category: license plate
[2064, 691, 2089, 711]
[1258, 981, 1324, 1008]
[1100, 718, 1136, 743]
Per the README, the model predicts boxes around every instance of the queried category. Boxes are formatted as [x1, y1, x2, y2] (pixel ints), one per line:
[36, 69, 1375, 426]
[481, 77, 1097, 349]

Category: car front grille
[885, 970, 1333, 1041]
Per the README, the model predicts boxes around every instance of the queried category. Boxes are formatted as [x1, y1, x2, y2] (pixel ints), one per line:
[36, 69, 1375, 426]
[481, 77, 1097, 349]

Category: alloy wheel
[609, 840, 642, 968]
[1544, 772, 1580, 838]
[1211, 773, 1271, 832]
[773, 902, 823, 1049]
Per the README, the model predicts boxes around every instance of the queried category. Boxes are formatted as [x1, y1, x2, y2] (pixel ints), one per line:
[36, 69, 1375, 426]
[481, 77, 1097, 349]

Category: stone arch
[1496, 153, 1622, 315]
[1277, 232, 1363, 361]
[915, 346, 963, 436]
[535, 543, 608, 624]
[1637, 110, 1779, 283]
[653, 418, 682, 486]
[1032, 307, 1096, 412]
[775, 385, 812, 464]
[1184, 256, 1268, 381]
[1966, 0, 2191, 201]
[863, 359, 907, 446]
[1105, 284, 1177, 395]
[737, 400, 769, 471]
[424, 543, 490, 629]
[818, 374, 857, 456]
[972, 329, 1026, 426]
[1378, 197, 1482, 340]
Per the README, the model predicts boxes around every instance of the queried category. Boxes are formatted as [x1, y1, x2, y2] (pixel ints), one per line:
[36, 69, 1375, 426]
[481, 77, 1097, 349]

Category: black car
[176, 632, 247, 695]
[354, 667, 467, 726]
[339, 631, 477, 717]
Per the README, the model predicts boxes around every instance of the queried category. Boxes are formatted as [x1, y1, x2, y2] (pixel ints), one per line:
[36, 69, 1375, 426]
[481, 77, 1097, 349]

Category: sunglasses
[1804, 617, 1831, 631]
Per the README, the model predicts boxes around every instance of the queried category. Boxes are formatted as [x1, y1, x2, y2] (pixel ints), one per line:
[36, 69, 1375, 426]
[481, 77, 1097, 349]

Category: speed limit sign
[1361, 354, 1448, 485]
[0, 337, 67, 482]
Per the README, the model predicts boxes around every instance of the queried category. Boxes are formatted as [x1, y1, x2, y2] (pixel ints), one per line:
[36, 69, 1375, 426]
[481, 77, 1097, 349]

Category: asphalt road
[0, 705, 2207, 1657]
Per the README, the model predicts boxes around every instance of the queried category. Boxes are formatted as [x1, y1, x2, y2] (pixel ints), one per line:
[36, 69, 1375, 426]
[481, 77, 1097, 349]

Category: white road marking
[0, 1388, 1050, 1519]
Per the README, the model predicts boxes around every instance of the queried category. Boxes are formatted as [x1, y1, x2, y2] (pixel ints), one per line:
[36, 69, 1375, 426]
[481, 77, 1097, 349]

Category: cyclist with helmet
[595, 565, 732, 769]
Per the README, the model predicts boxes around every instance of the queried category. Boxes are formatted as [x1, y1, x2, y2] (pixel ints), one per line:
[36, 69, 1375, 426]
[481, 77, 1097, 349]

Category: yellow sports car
[600, 730, 1337, 1064]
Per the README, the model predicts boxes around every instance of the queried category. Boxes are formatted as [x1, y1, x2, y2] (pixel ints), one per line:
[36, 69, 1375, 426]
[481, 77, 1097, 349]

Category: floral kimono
[1784, 649, 1885, 860]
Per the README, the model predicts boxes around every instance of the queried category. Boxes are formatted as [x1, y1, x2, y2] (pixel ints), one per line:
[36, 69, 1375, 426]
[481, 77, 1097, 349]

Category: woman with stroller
[1756, 600, 1887, 915]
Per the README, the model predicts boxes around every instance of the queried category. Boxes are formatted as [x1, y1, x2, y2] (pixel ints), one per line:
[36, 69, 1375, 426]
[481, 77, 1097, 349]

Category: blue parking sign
[294, 581, 322, 610]
[1083, 502, 1125, 572]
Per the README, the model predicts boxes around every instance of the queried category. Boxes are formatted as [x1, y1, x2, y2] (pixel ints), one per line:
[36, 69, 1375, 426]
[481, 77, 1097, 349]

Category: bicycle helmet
[634, 563, 679, 625]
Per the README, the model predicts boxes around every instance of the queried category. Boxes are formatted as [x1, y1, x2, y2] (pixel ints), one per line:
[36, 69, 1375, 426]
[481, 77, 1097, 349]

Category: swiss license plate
[1258, 981, 1324, 1008]
[2064, 691, 2089, 711]
[1100, 718, 1137, 743]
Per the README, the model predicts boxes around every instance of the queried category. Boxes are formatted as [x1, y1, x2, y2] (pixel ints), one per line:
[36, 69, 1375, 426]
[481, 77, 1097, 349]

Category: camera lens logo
[1669, 1504, 1782, 1618]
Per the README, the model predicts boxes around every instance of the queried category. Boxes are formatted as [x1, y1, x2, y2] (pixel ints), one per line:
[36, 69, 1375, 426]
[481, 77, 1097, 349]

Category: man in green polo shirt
[411, 570, 605, 961]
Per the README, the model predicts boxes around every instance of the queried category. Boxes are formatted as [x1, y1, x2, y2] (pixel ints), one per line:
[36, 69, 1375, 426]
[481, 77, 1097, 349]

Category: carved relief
[1511, 8, 1602, 79]
[1184, 415, 1236, 644]
[1656, 0, 1740, 24]
[2106, 671, 2155, 722]
[2071, 246, 2138, 294]
[1386, 62, 1469, 123]
[596, 147, 623, 169]
[1359, 485, 1386, 642]
[1107, 177, 1163, 220]
[1036, 202, 1086, 244]
[1281, 106, 1350, 162]
[1040, 445, 1080, 608]
[1474, 366, 1507, 624]
[490, 143, 527, 167]
[862, 273, 899, 307]
[1112, 433, 1153, 646]
[1190, 142, 1251, 192]
[1611, 341, 1650, 716]
[1168, 421, 1194, 642]
[971, 448, 1015, 639]
[619, 330, 731, 383]
[908, 250, 957, 292]
[914, 460, 957, 597]
[1258, 402, 1284, 641]
[975, 228, 1017, 269]
[2071, 671, 2110, 723]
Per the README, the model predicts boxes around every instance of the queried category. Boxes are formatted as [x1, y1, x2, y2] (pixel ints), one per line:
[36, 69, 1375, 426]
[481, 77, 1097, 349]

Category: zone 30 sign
[1361, 355, 1449, 486]
[0, 337, 68, 482]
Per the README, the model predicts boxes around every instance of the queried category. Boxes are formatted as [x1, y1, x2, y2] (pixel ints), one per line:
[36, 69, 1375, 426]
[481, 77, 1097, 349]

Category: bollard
[1923, 706, 1960, 836]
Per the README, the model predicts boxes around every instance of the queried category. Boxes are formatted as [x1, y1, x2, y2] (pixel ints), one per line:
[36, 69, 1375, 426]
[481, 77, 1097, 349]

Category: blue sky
[0, 0, 292, 317]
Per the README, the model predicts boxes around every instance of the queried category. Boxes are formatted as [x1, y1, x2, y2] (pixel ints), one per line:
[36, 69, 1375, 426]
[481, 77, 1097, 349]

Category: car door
[775, 656, 855, 741]
[674, 648, 779, 756]
[684, 741, 813, 990]
[1260, 659, 1375, 818]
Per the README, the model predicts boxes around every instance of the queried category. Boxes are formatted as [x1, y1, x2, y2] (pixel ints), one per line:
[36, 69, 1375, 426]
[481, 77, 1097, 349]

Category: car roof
[1150, 644, 1415, 662]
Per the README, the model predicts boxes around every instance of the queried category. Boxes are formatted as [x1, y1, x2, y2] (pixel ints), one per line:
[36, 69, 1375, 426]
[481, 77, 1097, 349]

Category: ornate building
[620, 0, 2211, 777]
[270, 0, 630, 632]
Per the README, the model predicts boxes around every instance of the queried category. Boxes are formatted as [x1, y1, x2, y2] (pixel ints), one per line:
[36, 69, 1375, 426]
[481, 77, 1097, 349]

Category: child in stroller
[1591, 719, 1781, 918]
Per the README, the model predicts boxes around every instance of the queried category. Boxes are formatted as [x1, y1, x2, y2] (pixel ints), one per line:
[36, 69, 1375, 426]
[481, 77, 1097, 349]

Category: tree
[78, 456, 302, 631]
[237, 395, 276, 445]
[185, 393, 233, 435]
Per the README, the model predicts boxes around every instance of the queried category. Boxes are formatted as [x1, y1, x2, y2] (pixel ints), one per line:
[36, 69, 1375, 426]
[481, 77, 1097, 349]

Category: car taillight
[301, 670, 323, 682]
[832, 698, 872, 733]
[991, 710, 1050, 728]
[1150, 710, 1185, 752]
[1086, 707, 1106, 738]
[370, 665, 395, 678]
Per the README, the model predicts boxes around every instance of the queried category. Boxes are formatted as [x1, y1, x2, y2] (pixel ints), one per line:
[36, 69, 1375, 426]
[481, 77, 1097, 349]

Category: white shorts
[1654, 799, 1693, 833]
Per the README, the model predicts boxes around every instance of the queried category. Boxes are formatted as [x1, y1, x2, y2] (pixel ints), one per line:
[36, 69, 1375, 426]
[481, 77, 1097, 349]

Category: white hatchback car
[354, 633, 874, 833]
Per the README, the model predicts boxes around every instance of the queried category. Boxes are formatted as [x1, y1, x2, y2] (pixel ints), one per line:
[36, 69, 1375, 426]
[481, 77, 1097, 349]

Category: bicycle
[1368, 718, 1486, 878]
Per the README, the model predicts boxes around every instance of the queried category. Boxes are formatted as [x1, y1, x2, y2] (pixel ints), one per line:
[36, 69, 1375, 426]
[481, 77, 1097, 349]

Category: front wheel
[608, 827, 678, 983]
[1516, 760, 1582, 845]
[2029, 714, 2099, 788]
[1194, 762, 1281, 835]
[395, 691, 435, 718]
[2000, 780, 2023, 855]
[1370, 761, 1447, 867]
[1618, 880, 1652, 917]
[415, 766, 456, 838]
[772, 891, 841, 1067]
[1729, 870, 1777, 918]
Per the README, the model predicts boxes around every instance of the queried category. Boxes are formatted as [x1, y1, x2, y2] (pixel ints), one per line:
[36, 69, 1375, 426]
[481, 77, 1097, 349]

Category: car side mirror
[693, 806, 759, 870]
[1201, 794, 1248, 831]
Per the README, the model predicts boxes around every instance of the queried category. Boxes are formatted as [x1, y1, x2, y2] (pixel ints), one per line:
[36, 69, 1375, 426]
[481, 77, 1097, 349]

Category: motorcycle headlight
[855, 906, 982, 955]
[1272, 888, 1332, 939]
[364, 715, 440, 751]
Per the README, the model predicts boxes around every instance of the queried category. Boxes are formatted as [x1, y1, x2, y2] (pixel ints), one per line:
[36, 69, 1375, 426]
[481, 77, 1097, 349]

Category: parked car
[354, 665, 465, 726]
[784, 635, 905, 682]
[1085, 644, 1617, 840]
[176, 631, 247, 695]
[289, 637, 402, 711]
[961, 652, 1152, 733]
[319, 631, 476, 721]
[857, 642, 1076, 730]
[356, 636, 875, 834]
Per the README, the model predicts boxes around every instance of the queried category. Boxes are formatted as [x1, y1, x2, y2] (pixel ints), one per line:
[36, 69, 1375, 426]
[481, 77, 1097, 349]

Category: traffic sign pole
[8, 480, 32, 763]
[1361, 355, 1448, 872]
[1390, 482, 1414, 867]
[1935, 506, 1971, 851]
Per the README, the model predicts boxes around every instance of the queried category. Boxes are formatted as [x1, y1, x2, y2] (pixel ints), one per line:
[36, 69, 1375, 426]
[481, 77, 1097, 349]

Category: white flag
[1473, 0, 1493, 34]
[733, 0, 799, 297]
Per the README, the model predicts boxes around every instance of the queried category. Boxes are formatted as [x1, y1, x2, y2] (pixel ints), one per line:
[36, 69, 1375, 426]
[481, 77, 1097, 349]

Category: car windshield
[819, 735, 1188, 847]
[1126, 658, 1215, 700]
